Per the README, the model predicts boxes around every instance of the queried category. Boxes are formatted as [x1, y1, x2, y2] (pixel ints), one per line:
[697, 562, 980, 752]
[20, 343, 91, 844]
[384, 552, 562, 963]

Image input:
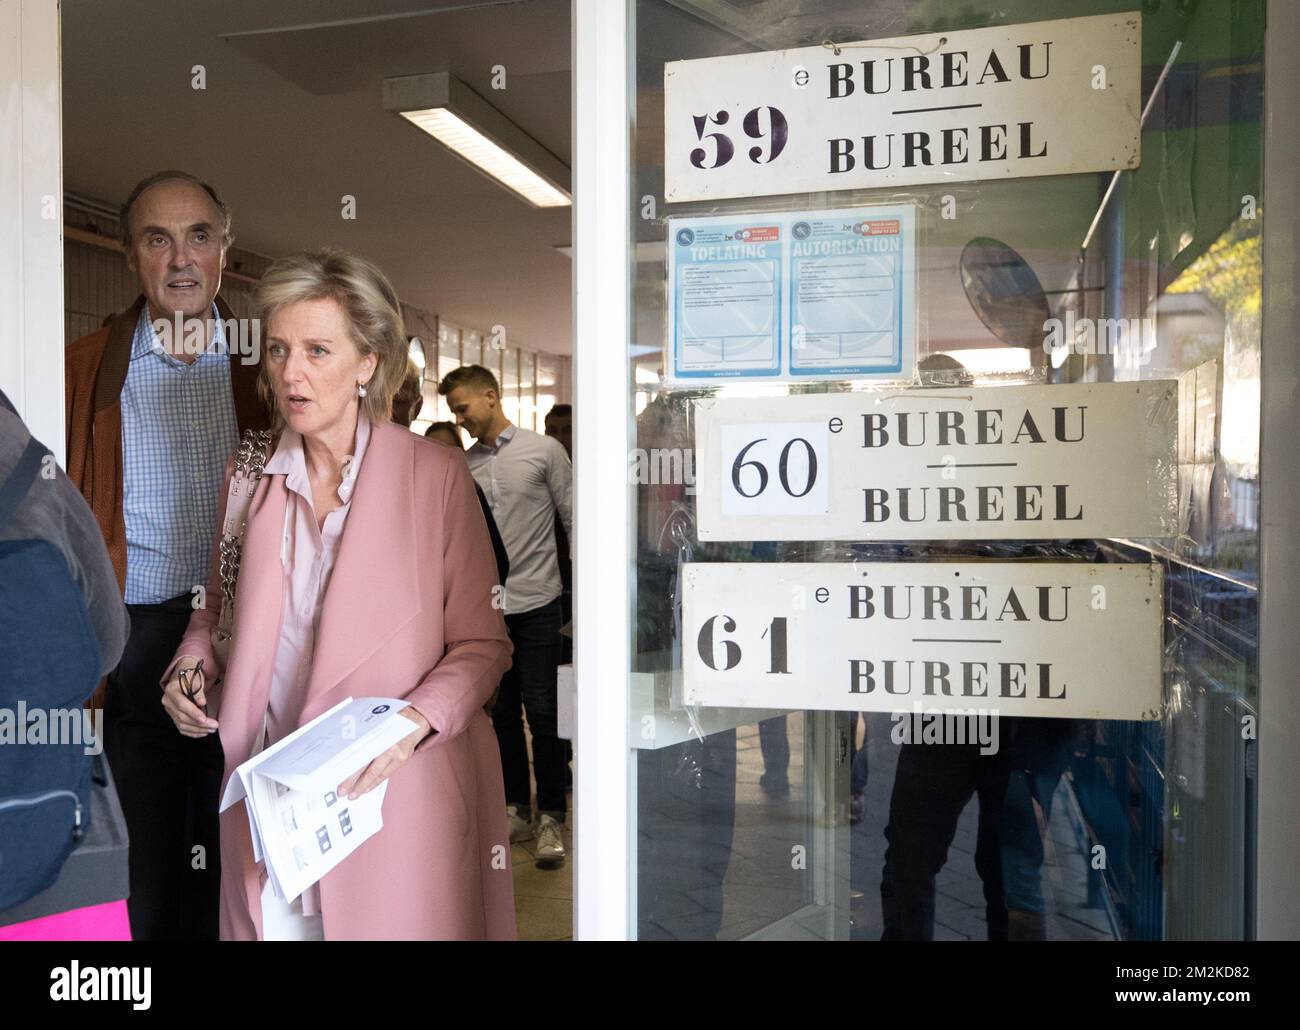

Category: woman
[159, 249, 515, 940]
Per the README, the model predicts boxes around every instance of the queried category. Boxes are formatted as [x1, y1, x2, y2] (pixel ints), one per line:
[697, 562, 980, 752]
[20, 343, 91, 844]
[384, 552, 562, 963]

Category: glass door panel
[624, 0, 1263, 941]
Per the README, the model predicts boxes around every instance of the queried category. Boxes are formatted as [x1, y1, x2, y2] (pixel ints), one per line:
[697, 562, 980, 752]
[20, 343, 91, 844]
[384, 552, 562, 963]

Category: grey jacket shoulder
[0, 406, 129, 677]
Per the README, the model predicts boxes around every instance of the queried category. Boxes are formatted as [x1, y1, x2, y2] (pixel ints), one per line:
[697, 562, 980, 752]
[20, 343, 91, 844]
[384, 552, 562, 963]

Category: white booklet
[219, 697, 420, 903]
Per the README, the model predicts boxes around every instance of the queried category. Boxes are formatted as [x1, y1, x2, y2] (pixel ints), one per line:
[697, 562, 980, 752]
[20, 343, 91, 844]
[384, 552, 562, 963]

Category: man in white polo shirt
[439, 365, 573, 867]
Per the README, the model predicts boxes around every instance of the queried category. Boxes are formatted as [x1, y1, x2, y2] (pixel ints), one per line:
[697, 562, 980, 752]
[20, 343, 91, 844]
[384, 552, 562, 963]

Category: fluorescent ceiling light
[385, 72, 570, 208]
[399, 109, 570, 208]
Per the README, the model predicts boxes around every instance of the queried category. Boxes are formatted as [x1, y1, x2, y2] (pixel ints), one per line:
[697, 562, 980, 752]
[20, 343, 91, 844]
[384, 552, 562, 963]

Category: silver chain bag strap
[212, 428, 275, 671]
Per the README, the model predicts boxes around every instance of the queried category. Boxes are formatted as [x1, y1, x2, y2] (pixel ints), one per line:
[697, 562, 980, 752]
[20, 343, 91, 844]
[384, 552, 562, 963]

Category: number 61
[696, 614, 790, 674]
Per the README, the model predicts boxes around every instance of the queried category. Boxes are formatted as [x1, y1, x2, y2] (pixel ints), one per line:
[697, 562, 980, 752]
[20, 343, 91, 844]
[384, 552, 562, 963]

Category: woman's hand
[337, 707, 433, 800]
[161, 656, 219, 737]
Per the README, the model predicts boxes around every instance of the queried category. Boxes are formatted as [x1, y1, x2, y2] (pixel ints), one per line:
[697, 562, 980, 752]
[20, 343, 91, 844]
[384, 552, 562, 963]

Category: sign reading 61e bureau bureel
[664, 13, 1140, 202]
[695, 381, 1178, 541]
[682, 562, 1163, 721]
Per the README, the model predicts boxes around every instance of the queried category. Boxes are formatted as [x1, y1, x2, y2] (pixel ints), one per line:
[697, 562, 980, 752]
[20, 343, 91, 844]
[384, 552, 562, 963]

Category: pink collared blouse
[260, 415, 371, 917]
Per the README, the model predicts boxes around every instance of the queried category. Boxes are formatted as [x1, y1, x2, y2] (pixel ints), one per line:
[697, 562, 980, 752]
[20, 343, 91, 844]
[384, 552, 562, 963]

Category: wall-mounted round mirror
[959, 237, 1052, 350]
[408, 335, 427, 372]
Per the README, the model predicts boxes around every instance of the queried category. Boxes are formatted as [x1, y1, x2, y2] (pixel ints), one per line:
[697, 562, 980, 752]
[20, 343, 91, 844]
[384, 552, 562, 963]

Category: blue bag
[0, 391, 99, 909]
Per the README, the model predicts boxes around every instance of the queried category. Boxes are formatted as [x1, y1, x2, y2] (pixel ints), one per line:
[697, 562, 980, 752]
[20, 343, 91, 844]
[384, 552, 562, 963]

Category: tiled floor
[511, 820, 574, 941]
[507, 721, 574, 941]
[510, 712, 1114, 942]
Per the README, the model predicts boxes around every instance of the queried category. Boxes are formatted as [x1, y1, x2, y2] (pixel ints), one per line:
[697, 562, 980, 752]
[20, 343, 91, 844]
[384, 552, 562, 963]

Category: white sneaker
[535, 814, 566, 867]
[507, 805, 533, 843]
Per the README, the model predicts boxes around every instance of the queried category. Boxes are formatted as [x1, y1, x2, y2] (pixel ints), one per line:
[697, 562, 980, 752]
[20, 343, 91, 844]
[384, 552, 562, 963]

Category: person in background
[389, 355, 425, 429]
[160, 248, 515, 940]
[543, 403, 571, 457]
[543, 404, 574, 791]
[0, 391, 131, 940]
[389, 364, 507, 584]
[1000, 718, 1077, 939]
[387, 363, 508, 588]
[543, 404, 573, 666]
[424, 421, 509, 587]
[63, 169, 270, 941]
[439, 366, 573, 867]
[632, 388, 737, 939]
[876, 355, 1010, 941]
[1, 393, 129, 683]
[423, 420, 461, 445]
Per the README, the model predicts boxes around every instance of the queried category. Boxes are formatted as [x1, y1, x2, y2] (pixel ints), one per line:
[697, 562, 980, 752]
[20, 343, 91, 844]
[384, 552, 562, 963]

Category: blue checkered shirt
[121, 303, 239, 604]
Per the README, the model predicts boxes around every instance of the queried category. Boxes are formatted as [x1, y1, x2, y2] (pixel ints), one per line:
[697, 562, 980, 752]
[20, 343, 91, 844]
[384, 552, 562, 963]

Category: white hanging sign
[664, 13, 1141, 202]
[695, 381, 1178, 541]
[682, 561, 1163, 721]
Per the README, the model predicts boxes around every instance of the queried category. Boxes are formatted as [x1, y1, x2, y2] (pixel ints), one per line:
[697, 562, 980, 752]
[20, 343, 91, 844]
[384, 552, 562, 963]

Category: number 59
[690, 106, 788, 170]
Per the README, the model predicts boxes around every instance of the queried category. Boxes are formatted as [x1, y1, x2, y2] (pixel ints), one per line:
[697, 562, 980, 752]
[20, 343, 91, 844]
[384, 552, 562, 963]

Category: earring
[357, 382, 368, 398]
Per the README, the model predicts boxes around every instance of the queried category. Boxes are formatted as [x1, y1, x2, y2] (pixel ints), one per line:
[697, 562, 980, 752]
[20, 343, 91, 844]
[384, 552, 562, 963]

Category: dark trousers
[492, 597, 566, 818]
[758, 715, 790, 794]
[1002, 720, 1074, 915]
[104, 593, 223, 941]
[637, 730, 737, 940]
[880, 742, 1010, 941]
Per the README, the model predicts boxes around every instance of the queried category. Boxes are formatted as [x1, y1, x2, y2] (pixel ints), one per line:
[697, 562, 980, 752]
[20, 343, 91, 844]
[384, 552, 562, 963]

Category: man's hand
[161, 657, 219, 737]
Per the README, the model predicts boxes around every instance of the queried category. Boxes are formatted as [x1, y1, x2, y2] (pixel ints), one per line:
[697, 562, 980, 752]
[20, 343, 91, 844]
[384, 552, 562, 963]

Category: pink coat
[168, 419, 516, 940]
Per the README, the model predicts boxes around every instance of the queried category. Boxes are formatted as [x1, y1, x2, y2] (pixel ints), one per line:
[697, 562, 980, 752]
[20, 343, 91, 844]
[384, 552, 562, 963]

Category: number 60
[731, 437, 818, 498]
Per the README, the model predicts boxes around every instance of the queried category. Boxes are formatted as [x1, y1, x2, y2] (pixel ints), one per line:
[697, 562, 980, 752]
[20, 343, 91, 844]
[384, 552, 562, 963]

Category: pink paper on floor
[0, 900, 131, 941]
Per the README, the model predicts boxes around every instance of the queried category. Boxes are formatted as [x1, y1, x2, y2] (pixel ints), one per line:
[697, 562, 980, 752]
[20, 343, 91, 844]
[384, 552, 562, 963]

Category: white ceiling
[61, 0, 575, 354]
[62, 0, 1111, 362]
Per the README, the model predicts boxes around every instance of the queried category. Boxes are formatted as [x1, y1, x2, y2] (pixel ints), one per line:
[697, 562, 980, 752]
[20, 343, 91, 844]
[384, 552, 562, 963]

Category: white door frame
[571, 0, 634, 939]
[1257, 0, 1300, 942]
[0, 0, 64, 461]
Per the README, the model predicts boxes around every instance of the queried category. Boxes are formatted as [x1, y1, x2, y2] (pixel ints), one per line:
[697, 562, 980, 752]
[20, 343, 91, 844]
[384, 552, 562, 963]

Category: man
[1, 391, 131, 934]
[386, 361, 511, 586]
[543, 404, 574, 668]
[389, 355, 426, 430]
[875, 354, 1011, 941]
[1, 391, 129, 688]
[439, 366, 573, 867]
[422, 420, 510, 587]
[543, 403, 571, 457]
[64, 170, 269, 940]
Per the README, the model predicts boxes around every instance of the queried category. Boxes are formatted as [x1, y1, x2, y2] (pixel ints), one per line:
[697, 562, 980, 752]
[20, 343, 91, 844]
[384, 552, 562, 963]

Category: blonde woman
[160, 249, 515, 940]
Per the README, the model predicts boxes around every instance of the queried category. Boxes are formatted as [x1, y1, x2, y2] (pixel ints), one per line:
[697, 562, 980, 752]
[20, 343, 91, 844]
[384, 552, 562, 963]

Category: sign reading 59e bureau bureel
[664, 13, 1140, 202]
[682, 562, 1163, 720]
[695, 381, 1178, 541]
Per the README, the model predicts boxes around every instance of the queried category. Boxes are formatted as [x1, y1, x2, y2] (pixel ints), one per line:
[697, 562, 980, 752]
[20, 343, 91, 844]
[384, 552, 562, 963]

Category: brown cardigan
[64, 295, 271, 593]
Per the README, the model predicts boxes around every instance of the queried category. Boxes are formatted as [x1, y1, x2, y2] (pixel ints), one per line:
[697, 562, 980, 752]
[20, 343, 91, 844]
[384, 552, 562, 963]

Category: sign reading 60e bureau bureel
[682, 562, 1163, 721]
[664, 13, 1140, 202]
[694, 381, 1178, 541]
